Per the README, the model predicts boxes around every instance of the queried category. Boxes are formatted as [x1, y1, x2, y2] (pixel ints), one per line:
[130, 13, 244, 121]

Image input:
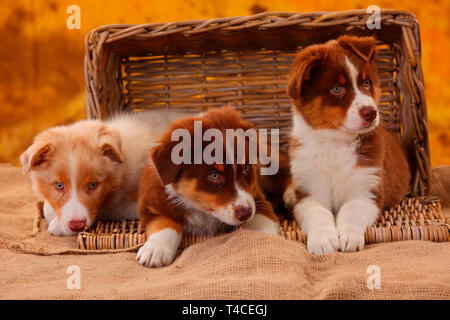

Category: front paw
[307, 227, 340, 254]
[136, 240, 177, 267]
[337, 225, 365, 252]
[244, 214, 280, 235]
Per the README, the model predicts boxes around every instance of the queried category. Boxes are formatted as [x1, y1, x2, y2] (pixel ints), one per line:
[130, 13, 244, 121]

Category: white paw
[306, 226, 340, 255]
[136, 239, 178, 268]
[244, 214, 280, 235]
[337, 225, 365, 252]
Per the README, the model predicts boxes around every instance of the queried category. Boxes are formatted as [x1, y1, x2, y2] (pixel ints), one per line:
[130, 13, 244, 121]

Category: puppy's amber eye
[363, 79, 371, 89]
[242, 165, 250, 174]
[55, 182, 64, 191]
[208, 172, 223, 184]
[330, 85, 346, 97]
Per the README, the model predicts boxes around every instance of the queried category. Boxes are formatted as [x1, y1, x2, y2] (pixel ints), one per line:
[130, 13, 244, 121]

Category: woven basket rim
[85, 10, 419, 47]
[86, 10, 418, 34]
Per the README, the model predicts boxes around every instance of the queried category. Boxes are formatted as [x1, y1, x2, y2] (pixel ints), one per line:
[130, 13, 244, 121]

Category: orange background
[0, 0, 449, 166]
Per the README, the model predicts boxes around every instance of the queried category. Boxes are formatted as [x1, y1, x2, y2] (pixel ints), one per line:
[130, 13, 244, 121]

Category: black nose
[235, 206, 252, 222]
[359, 106, 377, 122]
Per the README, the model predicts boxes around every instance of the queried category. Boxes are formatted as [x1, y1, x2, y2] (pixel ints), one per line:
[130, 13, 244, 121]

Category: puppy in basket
[286, 35, 410, 254]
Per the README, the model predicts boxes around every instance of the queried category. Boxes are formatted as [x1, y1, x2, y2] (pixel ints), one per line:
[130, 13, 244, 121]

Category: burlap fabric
[0, 163, 449, 299]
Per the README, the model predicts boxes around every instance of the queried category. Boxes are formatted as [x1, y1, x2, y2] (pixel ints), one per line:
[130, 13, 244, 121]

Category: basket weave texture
[61, 197, 448, 251]
[85, 10, 431, 196]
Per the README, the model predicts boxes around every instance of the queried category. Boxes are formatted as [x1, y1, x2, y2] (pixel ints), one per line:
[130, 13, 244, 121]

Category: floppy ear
[98, 127, 123, 163]
[287, 49, 325, 99]
[151, 142, 181, 185]
[337, 35, 378, 62]
[20, 142, 53, 173]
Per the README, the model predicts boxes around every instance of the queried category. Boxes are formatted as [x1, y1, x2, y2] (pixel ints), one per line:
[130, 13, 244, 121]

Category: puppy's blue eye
[55, 182, 64, 191]
[88, 182, 97, 190]
[330, 85, 346, 97]
[208, 172, 223, 183]
[331, 86, 341, 94]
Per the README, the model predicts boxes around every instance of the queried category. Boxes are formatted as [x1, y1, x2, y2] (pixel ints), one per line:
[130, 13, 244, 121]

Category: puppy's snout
[359, 106, 377, 122]
[234, 205, 252, 222]
[68, 219, 86, 232]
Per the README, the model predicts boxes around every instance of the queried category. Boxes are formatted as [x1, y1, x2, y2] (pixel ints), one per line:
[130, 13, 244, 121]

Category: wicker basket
[81, 10, 444, 251]
[85, 10, 430, 196]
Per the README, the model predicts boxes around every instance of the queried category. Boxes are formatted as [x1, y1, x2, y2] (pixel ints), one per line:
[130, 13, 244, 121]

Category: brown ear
[287, 49, 325, 99]
[337, 35, 377, 63]
[151, 143, 181, 185]
[20, 142, 53, 173]
[101, 143, 123, 163]
[98, 126, 123, 163]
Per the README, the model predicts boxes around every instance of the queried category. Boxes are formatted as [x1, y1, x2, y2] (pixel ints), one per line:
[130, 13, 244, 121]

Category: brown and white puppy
[136, 106, 279, 267]
[286, 35, 410, 254]
[20, 111, 190, 236]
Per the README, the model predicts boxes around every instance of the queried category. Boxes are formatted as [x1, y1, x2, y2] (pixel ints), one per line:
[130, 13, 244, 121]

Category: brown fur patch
[356, 126, 411, 209]
[145, 215, 182, 235]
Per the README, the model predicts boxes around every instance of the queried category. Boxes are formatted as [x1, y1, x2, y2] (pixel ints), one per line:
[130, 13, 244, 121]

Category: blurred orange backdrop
[0, 0, 449, 165]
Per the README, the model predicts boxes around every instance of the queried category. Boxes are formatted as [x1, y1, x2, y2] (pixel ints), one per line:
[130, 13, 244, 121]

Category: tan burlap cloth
[0, 163, 449, 299]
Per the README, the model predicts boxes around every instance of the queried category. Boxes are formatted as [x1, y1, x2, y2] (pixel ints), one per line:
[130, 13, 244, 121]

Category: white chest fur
[290, 112, 380, 213]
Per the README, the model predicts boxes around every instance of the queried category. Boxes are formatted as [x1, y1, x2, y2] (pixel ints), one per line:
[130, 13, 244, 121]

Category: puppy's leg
[294, 197, 339, 254]
[336, 198, 379, 252]
[282, 182, 296, 211]
[244, 194, 280, 235]
[136, 215, 182, 268]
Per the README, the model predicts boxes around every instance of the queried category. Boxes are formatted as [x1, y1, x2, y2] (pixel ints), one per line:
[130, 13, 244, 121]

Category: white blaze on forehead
[345, 56, 359, 88]
[345, 56, 377, 108]
[344, 56, 379, 132]
[59, 152, 90, 233]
